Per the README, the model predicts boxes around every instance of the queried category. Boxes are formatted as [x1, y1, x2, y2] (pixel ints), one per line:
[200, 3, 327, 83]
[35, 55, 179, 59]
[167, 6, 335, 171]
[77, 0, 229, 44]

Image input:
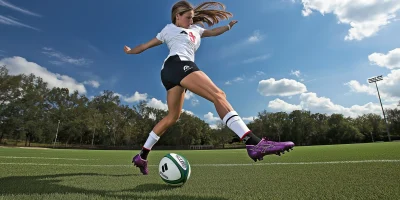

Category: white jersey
[156, 23, 205, 68]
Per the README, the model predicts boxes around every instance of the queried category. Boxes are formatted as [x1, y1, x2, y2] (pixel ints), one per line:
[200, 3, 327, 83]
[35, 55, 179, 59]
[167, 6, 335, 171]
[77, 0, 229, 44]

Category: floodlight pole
[53, 120, 60, 148]
[368, 75, 391, 142]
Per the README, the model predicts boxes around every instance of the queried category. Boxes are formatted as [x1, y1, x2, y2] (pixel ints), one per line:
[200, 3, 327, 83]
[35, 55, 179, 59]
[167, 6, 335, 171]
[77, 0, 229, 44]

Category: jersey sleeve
[156, 26, 166, 43]
[192, 24, 206, 36]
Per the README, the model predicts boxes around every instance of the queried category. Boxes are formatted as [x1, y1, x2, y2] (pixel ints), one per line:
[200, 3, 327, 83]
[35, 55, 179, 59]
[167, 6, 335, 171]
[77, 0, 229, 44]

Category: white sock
[143, 131, 160, 150]
[222, 111, 251, 140]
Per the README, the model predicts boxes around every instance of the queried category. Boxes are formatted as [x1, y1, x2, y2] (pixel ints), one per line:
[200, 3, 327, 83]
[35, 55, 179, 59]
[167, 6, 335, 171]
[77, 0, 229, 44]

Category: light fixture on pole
[53, 120, 61, 148]
[368, 75, 391, 142]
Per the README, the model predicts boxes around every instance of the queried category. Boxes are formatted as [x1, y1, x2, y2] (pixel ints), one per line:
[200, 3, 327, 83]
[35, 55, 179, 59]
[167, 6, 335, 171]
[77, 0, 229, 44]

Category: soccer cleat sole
[251, 147, 294, 162]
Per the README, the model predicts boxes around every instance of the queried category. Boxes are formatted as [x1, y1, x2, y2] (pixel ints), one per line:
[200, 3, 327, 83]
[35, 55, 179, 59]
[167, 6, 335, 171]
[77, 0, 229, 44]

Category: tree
[0, 70, 396, 148]
[0, 66, 23, 143]
[386, 108, 400, 138]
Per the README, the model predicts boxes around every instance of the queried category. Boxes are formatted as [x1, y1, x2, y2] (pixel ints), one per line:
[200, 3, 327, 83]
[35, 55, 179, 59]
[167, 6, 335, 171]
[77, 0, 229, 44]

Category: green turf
[1, 142, 400, 200]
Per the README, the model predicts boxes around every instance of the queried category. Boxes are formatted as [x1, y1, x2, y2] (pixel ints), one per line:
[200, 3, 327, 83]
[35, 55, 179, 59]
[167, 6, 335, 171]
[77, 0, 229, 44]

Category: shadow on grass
[122, 183, 178, 193]
[0, 173, 227, 200]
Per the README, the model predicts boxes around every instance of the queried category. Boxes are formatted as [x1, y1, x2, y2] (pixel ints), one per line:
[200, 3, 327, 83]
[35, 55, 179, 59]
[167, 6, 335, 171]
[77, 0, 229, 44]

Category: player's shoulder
[189, 24, 206, 35]
[159, 23, 179, 32]
[190, 24, 205, 30]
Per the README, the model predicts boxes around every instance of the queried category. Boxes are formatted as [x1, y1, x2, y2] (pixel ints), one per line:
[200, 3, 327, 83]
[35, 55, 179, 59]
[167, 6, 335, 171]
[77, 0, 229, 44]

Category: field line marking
[0, 160, 399, 167]
[0, 156, 98, 161]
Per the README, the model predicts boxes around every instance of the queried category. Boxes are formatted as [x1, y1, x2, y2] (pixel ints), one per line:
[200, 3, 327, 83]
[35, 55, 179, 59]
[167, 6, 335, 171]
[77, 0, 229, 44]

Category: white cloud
[300, 92, 398, 117]
[117, 91, 148, 103]
[258, 78, 307, 96]
[290, 70, 301, 77]
[247, 30, 264, 43]
[204, 112, 220, 123]
[368, 48, 400, 69]
[184, 91, 200, 106]
[220, 30, 265, 58]
[345, 80, 375, 95]
[42, 47, 93, 66]
[49, 61, 63, 66]
[268, 92, 398, 118]
[256, 71, 265, 76]
[182, 109, 195, 116]
[209, 124, 219, 129]
[191, 99, 199, 106]
[233, 77, 243, 82]
[224, 76, 244, 85]
[345, 69, 400, 100]
[184, 91, 195, 100]
[0, 15, 39, 31]
[115, 92, 146, 103]
[83, 80, 100, 88]
[148, 113, 156, 120]
[249, 71, 266, 82]
[146, 98, 168, 110]
[242, 116, 257, 122]
[226, 71, 266, 85]
[242, 54, 270, 64]
[0, 56, 87, 94]
[0, 0, 41, 17]
[268, 98, 302, 113]
[301, 0, 400, 41]
[299, 92, 342, 114]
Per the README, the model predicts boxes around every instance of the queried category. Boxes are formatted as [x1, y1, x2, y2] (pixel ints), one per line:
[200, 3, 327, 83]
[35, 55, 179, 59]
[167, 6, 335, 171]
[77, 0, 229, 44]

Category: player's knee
[167, 112, 180, 124]
[213, 89, 227, 102]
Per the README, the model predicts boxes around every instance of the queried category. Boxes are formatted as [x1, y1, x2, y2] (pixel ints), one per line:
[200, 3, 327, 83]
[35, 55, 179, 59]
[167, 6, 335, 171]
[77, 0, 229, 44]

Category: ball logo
[176, 155, 187, 170]
[159, 171, 169, 180]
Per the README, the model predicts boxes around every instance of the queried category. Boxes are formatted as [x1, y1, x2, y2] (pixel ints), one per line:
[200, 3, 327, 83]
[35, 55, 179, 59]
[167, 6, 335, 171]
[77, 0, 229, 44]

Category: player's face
[177, 10, 194, 28]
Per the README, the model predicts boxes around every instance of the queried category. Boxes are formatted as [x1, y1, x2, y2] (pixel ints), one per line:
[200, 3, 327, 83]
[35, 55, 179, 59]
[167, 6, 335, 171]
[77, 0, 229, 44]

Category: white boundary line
[0, 156, 98, 161]
[0, 160, 399, 167]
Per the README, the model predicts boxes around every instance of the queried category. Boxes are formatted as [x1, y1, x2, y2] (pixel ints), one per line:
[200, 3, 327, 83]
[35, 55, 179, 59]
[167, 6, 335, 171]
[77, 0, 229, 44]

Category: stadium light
[53, 120, 61, 148]
[367, 75, 391, 142]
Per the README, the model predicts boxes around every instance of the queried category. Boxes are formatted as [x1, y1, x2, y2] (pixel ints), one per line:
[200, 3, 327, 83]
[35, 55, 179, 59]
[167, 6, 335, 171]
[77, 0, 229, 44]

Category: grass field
[1, 142, 400, 200]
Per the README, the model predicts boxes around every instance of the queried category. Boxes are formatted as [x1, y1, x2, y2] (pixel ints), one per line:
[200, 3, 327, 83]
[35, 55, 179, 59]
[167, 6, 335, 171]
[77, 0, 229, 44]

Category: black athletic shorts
[161, 55, 200, 91]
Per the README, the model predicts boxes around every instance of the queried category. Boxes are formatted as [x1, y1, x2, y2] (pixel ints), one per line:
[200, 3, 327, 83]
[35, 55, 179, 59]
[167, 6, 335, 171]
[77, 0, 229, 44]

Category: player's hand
[229, 20, 238, 28]
[124, 45, 131, 54]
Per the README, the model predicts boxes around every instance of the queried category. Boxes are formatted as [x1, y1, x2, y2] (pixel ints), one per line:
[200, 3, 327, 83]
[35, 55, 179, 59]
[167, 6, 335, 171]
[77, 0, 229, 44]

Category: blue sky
[1, 0, 400, 128]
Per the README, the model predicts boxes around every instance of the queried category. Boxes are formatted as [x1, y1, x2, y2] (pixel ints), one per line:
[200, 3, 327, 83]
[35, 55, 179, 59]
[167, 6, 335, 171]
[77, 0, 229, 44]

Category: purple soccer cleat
[132, 154, 148, 175]
[246, 138, 295, 162]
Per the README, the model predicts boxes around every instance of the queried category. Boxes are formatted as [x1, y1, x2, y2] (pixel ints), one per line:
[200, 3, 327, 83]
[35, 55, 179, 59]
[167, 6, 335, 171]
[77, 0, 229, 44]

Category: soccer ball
[158, 153, 191, 186]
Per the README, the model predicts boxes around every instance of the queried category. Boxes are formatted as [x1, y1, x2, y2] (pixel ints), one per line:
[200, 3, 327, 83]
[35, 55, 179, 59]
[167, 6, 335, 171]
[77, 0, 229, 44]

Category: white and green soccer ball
[158, 153, 191, 186]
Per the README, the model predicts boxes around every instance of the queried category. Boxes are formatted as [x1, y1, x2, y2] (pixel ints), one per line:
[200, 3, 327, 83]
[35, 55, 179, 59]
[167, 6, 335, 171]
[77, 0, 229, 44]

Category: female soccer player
[124, 1, 294, 175]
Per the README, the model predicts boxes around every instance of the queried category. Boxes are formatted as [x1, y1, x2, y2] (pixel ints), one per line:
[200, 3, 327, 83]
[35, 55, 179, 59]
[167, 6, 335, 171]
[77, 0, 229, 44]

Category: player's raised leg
[180, 71, 295, 161]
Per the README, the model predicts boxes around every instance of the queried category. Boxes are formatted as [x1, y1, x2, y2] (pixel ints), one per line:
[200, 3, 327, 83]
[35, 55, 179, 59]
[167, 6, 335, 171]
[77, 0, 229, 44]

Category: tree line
[1, 65, 399, 148]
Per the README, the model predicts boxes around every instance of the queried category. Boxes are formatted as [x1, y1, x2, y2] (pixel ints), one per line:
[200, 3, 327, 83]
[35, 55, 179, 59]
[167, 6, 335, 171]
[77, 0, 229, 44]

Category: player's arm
[201, 20, 238, 38]
[124, 37, 163, 54]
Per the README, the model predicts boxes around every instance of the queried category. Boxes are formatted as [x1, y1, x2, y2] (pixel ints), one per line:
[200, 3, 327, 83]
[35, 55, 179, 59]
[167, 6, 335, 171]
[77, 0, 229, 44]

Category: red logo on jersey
[189, 32, 195, 43]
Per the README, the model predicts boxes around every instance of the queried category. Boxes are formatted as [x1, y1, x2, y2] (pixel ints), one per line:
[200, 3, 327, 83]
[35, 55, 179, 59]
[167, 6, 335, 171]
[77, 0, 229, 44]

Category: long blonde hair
[171, 1, 232, 27]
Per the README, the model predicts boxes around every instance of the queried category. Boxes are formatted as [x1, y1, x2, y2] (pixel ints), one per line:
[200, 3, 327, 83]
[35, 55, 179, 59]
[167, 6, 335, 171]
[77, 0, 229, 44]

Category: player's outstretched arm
[124, 38, 163, 54]
[202, 20, 238, 38]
